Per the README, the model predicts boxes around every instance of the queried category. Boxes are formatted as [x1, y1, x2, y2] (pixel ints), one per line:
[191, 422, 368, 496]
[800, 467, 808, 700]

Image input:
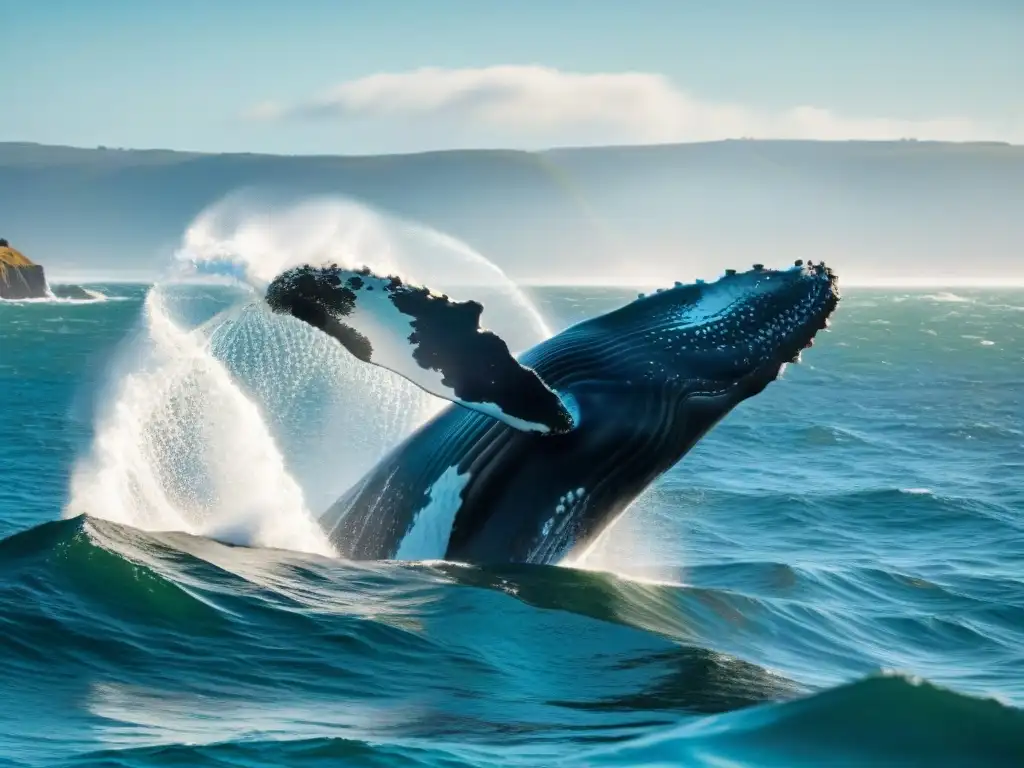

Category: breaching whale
[265, 260, 840, 565]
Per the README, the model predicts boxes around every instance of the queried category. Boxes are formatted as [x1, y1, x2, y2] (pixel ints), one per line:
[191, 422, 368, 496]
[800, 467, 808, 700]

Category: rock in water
[50, 284, 95, 301]
[0, 240, 50, 300]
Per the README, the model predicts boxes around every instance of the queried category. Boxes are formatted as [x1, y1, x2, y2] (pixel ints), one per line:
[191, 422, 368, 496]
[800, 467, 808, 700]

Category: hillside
[0, 240, 49, 299]
[1, 140, 1021, 284]
[0, 240, 36, 268]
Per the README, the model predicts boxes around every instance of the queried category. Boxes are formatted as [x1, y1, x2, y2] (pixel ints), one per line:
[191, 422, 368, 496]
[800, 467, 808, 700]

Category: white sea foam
[0, 287, 113, 305]
[922, 292, 972, 304]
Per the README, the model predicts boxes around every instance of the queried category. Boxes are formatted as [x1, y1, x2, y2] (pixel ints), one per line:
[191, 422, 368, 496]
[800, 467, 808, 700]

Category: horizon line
[2, 136, 1021, 160]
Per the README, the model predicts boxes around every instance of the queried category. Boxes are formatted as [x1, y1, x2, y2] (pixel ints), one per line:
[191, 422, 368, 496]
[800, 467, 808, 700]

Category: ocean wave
[54, 674, 1024, 768]
[795, 423, 878, 447]
[922, 292, 974, 304]
[0, 517, 797, 764]
[61, 736, 463, 768]
[1, 516, 1022, 766]
[587, 674, 1024, 768]
[0, 516, 792, 685]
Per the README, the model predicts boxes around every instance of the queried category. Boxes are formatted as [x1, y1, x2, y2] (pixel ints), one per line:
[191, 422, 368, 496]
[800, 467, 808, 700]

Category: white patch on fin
[344, 274, 569, 434]
[345, 274, 457, 402]
[473, 400, 553, 433]
[394, 465, 470, 561]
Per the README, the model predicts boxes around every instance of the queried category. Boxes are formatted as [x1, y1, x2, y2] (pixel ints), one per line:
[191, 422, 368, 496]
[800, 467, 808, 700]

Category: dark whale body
[266, 261, 840, 565]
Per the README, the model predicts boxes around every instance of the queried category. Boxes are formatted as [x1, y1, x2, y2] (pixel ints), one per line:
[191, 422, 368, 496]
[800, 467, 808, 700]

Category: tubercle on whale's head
[632, 259, 840, 402]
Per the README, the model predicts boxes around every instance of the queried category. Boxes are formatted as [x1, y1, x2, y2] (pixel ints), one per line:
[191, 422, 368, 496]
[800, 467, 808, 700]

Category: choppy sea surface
[1, 283, 1022, 767]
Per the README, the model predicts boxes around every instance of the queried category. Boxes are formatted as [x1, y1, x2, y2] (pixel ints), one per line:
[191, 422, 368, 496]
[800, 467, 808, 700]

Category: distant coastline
[2, 138, 1021, 286]
[1, 136, 1020, 159]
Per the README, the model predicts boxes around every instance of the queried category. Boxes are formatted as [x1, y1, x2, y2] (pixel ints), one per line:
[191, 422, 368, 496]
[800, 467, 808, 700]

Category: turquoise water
[1, 283, 1023, 767]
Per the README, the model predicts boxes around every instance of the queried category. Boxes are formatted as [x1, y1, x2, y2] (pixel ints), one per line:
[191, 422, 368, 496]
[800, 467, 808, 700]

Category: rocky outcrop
[0, 240, 50, 299]
[50, 284, 95, 301]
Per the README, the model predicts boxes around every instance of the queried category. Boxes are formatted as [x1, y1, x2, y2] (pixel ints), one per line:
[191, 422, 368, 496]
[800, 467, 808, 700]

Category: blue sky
[3, 0, 1022, 154]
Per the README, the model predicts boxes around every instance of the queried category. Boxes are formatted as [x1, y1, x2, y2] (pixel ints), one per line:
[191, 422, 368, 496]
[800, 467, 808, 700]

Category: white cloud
[249, 65, 1021, 145]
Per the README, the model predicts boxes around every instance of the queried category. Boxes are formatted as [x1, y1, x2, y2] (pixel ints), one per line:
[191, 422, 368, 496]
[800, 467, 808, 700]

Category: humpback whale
[265, 260, 840, 565]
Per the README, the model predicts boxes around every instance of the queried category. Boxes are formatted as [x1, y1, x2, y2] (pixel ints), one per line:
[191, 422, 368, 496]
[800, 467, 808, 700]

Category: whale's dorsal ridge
[265, 263, 576, 434]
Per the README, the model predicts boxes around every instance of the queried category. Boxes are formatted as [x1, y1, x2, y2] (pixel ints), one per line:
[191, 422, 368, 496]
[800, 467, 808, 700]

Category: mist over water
[175, 193, 552, 352]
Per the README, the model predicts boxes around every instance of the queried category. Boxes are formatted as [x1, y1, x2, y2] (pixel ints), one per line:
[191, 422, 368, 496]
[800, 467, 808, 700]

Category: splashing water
[66, 194, 552, 556]
[203, 299, 441, 514]
[65, 287, 335, 556]
[174, 192, 551, 353]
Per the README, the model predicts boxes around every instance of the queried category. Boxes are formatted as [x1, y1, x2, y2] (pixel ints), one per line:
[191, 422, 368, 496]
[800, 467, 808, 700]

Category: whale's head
[586, 261, 840, 408]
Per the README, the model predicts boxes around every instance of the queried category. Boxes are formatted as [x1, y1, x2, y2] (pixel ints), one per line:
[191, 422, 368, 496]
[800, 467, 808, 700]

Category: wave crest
[3, 516, 1021, 767]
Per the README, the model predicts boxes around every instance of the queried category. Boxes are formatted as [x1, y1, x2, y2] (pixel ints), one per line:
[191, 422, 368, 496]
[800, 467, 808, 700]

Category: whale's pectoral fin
[265, 264, 576, 434]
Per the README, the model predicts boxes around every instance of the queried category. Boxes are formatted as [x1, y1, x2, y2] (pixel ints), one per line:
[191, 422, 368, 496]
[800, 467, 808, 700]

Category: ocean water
[1, 282, 1023, 767]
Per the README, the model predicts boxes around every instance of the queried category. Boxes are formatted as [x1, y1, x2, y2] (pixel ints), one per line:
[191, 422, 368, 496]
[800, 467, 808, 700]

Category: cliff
[0, 241, 50, 299]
